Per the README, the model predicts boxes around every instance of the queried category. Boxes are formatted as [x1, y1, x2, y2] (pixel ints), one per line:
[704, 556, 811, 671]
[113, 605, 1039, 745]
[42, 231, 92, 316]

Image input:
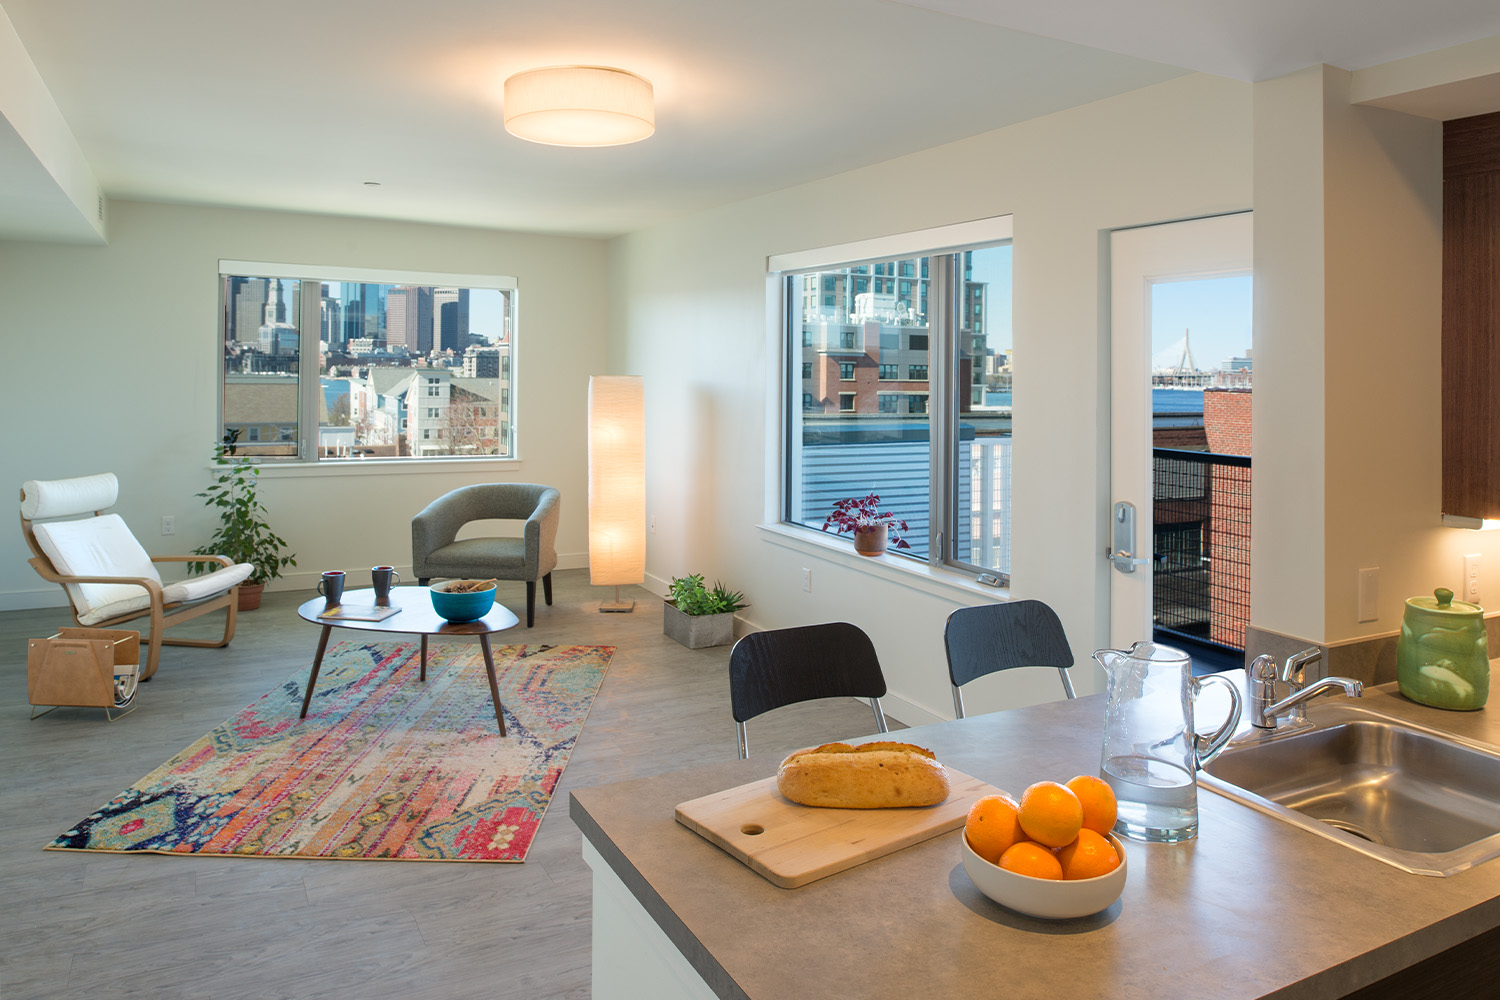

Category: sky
[969, 244, 1013, 350]
[1150, 274, 1252, 371]
[466, 288, 508, 341]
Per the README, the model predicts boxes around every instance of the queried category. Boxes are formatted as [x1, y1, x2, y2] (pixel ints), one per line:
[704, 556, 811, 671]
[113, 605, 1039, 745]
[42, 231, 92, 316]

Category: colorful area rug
[47, 641, 613, 862]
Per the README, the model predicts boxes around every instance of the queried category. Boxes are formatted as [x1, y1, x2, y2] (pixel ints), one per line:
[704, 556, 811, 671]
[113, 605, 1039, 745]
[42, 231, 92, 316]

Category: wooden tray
[675, 766, 1000, 888]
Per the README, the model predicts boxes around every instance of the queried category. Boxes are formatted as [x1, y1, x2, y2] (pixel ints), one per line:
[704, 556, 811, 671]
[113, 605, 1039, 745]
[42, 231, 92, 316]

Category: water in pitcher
[1103, 754, 1198, 843]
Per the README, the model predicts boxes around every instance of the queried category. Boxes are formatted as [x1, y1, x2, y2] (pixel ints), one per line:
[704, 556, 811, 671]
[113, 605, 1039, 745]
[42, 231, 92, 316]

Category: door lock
[1108, 501, 1151, 574]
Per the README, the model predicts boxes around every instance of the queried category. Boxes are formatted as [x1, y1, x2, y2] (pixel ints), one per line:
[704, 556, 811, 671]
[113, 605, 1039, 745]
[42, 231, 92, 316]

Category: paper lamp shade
[588, 375, 645, 586]
[504, 66, 655, 147]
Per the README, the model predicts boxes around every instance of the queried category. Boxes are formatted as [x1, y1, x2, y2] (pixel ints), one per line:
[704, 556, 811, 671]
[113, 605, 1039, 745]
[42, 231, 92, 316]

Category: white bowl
[961, 831, 1128, 919]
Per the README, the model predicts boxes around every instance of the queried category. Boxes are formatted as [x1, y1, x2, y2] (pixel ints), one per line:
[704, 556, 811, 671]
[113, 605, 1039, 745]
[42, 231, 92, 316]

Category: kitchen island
[569, 678, 1500, 1000]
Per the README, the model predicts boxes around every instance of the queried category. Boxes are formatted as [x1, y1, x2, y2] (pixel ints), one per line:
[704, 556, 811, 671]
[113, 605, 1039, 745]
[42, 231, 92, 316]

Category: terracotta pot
[853, 524, 889, 557]
[237, 582, 265, 611]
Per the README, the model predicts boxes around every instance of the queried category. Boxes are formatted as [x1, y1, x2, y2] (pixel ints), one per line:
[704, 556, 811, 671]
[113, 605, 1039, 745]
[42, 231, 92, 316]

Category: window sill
[215, 456, 522, 479]
[756, 522, 1010, 605]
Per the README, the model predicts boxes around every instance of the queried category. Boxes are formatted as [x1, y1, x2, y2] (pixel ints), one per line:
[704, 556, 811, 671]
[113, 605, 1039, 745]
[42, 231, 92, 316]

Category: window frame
[768, 215, 1013, 583]
[217, 260, 518, 466]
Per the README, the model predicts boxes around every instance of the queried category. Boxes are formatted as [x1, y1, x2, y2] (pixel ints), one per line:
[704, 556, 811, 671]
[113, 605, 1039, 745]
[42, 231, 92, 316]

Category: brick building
[1204, 387, 1251, 648]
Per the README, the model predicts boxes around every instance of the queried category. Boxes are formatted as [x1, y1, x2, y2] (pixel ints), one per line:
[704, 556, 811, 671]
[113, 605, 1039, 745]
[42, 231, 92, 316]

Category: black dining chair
[728, 622, 890, 759]
[943, 601, 1077, 718]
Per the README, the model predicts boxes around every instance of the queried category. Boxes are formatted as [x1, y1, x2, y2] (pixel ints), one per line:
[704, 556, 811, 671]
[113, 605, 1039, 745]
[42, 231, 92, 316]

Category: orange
[998, 840, 1064, 880]
[1065, 774, 1119, 836]
[1017, 780, 1084, 848]
[964, 794, 1025, 865]
[1056, 828, 1121, 880]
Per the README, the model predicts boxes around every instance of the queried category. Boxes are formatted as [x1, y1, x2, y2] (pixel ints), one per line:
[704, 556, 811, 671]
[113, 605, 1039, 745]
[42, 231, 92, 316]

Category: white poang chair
[20, 473, 254, 681]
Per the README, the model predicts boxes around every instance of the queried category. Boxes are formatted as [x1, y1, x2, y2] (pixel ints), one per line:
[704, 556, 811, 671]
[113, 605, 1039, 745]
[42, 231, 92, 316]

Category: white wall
[1252, 66, 1500, 646]
[609, 73, 1254, 725]
[2, 200, 608, 609]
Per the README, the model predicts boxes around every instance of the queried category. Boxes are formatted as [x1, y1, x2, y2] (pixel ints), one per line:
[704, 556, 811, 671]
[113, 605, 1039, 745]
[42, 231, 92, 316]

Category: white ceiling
[3, 0, 1500, 243]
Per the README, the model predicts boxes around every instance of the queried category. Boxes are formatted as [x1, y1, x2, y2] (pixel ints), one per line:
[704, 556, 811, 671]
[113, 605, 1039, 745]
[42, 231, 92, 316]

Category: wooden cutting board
[675, 766, 1001, 888]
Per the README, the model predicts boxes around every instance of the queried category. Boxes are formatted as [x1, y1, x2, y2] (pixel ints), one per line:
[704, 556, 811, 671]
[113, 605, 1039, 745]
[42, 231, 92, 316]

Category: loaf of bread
[776, 741, 951, 809]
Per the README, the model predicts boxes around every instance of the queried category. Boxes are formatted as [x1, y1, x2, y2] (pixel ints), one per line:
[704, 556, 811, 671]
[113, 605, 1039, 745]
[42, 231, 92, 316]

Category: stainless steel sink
[1198, 704, 1500, 876]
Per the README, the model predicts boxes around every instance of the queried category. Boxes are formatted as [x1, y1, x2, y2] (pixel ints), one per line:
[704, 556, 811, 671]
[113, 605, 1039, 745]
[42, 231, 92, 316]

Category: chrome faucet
[1248, 647, 1363, 730]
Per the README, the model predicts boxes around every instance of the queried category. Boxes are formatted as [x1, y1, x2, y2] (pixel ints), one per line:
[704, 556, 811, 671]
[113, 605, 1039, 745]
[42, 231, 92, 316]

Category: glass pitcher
[1094, 641, 1242, 843]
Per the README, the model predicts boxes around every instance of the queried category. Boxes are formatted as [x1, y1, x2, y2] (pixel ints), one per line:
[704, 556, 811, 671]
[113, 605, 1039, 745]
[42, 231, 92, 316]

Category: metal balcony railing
[1153, 448, 1251, 654]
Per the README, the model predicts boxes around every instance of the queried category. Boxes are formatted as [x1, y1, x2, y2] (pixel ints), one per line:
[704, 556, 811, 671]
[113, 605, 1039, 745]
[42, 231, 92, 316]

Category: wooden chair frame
[21, 509, 239, 681]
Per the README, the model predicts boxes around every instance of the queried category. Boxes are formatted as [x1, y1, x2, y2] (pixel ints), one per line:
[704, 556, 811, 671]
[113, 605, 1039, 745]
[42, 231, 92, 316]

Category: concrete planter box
[663, 601, 736, 649]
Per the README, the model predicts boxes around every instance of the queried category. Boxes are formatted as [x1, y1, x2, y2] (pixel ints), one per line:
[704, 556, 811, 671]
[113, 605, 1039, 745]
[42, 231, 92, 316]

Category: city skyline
[1151, 274, 1253, 372]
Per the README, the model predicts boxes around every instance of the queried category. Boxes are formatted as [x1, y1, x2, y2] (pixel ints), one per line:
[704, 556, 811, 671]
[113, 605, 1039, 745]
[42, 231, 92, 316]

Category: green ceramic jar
[1396, 588, 1489, 710]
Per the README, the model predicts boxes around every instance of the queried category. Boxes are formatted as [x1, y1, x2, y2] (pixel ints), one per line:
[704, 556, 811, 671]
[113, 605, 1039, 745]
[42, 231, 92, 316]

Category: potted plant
[664, 573, 748, 649]
[822, 492, 911, 557]
[190, 432, 296, 610]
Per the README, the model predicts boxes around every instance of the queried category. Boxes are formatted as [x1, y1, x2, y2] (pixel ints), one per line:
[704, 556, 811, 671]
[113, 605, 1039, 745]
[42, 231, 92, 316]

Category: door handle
[1108, 501, 1150, 574]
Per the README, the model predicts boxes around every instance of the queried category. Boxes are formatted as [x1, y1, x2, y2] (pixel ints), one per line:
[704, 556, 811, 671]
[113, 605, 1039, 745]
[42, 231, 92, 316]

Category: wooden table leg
[479, 635, 507, 737]
[300, 624, 334, 719]
[420, 634, 428, 682]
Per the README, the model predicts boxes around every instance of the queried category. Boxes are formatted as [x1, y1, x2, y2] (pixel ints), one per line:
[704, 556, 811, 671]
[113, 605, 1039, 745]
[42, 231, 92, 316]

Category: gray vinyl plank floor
[0, 570, 894, 1000]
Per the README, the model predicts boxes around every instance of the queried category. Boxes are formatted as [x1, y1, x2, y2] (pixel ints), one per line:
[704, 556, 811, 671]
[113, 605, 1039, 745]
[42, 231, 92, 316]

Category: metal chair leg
[1057, 667, 1077, 699]
[871, 697, 889, 734]
[952, 685, 967, 719]
[736, 721, 749, 760]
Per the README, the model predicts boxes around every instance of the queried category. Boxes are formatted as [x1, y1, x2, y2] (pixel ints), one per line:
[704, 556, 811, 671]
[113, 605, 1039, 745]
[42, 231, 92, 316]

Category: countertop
[569, 678, 1500, 1000]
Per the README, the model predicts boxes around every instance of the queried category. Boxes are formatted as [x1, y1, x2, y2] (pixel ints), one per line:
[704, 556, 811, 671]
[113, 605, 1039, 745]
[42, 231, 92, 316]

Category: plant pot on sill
[237, 582, 265, 611]
[663, 601, 736, 649]
[853, 524, 889, 557]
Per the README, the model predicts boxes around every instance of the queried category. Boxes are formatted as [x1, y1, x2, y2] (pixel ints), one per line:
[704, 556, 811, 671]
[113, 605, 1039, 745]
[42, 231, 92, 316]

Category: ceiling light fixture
[503, 66, 654, 147]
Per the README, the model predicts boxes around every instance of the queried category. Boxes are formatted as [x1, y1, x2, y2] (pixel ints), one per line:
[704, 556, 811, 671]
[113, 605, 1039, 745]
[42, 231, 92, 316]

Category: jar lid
[1406, 587, 1482, 616]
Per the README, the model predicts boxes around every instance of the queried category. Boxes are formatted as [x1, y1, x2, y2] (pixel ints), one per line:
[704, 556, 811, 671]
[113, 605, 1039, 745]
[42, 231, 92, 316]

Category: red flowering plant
[821, 492, 911, 549]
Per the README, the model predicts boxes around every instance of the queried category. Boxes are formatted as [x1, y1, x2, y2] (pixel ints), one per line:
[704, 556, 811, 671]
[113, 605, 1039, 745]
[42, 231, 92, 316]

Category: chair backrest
[943, 601, 1076, 706]
[433, 483, 557, 523]
[20, 474, 161, 622]
[728, 622, 888, 723]
[20, 473, 119, 520]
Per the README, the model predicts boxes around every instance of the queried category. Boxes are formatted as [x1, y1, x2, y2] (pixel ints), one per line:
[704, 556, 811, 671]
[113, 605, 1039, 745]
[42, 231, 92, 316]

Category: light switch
[1357, 567, 1379, 623]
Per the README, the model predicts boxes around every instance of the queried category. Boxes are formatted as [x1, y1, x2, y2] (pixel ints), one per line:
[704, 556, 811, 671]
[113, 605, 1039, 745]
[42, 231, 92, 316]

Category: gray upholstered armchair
[411, 484, 560, 627]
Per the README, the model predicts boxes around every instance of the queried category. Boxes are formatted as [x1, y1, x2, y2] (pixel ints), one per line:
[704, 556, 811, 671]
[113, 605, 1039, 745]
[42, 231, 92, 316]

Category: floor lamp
[588, 375, 645, 612]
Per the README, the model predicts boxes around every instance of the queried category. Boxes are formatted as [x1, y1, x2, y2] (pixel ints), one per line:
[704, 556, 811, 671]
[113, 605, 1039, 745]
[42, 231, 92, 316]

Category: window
[219, 262, 515, 461]
[802, 362, 813, 379]
[839, 362, 856, 380]
[777, 218, 1014, 581]
[839, 331, 857, 349]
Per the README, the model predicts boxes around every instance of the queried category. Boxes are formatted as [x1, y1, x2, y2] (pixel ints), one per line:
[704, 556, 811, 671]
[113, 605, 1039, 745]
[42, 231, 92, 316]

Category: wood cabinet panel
[1443, 111, 1500, 520]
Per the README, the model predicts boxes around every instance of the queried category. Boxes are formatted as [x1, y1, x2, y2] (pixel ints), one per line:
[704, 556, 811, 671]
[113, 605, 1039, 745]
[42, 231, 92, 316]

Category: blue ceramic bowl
[429, 581, 497, 622]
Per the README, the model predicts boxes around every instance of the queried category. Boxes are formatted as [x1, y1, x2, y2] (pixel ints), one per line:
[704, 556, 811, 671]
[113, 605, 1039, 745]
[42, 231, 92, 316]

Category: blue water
[984, 388, 1204, 413]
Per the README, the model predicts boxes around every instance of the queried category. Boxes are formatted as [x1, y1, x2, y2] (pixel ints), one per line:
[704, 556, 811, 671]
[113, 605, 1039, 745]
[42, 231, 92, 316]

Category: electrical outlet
[161, 515, 176, 536]
[801, 567, 811, 593]
[649, 516, 656, 535]
[1464, 553, 1481, 603]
